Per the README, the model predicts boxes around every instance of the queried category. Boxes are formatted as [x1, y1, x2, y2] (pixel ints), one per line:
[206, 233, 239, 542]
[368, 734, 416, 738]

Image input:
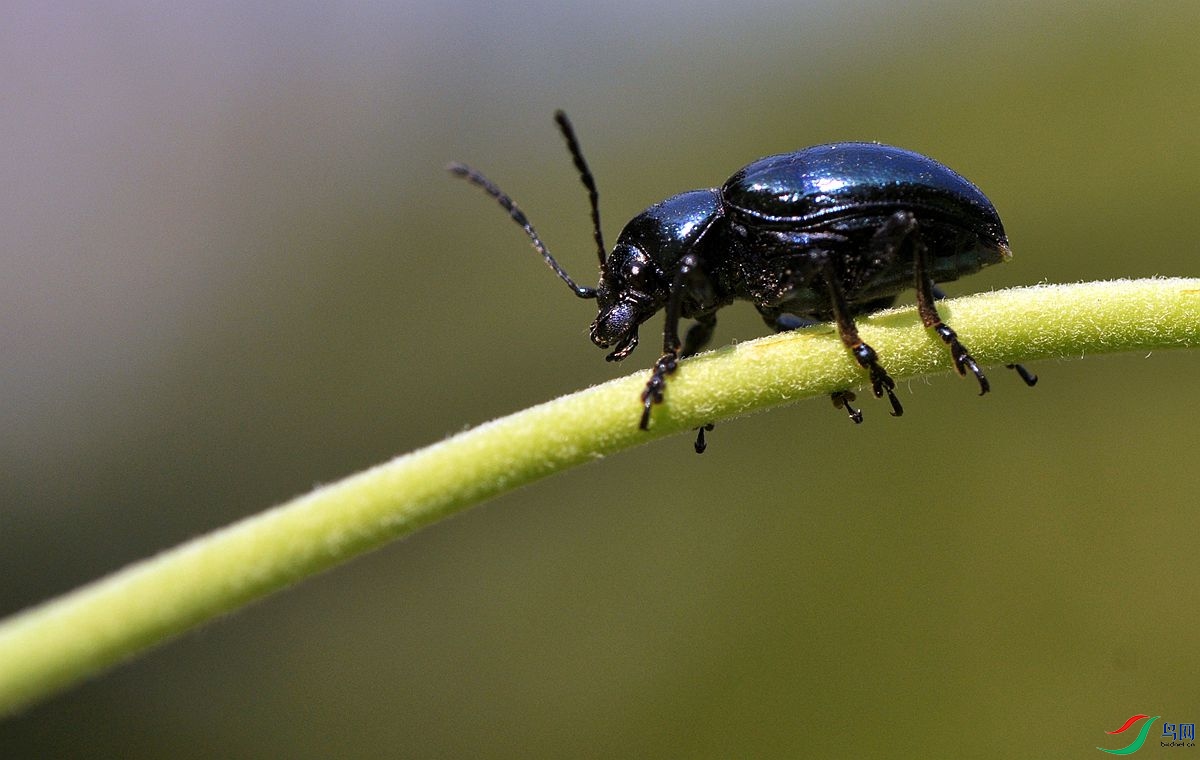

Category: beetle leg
[819, 260, 902, 416]
[1007, 363, 1038, 386]
[759, 308, 864, 423]
[640, 354, 676, 429]
[768, 312, 820, 331]
[640, 253, 705, 431]
[831, 391, 864, 424]
[932, 286, 1037, 387]
[912, 236, 989, 394]
[681, 313, 718, 452]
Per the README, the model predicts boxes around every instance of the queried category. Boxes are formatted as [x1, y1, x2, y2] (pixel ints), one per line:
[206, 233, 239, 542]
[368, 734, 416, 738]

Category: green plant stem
[1, 278, 1198, 716]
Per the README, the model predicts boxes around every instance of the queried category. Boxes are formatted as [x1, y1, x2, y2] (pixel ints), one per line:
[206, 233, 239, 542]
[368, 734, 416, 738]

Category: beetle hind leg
[934, 286, 1038, 388]
[910, 236, 990, 394]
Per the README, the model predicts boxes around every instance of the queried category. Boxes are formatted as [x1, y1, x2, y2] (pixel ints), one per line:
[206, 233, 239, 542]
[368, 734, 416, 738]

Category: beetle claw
[639, 397, 654, 430]
[957, 347, 990, 395]
[871, 368, 903, 417]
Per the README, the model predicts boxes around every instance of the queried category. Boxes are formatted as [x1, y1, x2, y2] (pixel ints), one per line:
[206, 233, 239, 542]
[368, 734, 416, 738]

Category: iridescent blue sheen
[722, 143, 1005, 248]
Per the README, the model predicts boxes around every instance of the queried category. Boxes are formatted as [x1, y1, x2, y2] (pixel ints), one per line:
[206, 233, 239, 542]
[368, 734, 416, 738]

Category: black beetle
[450, 111, 1035, 452]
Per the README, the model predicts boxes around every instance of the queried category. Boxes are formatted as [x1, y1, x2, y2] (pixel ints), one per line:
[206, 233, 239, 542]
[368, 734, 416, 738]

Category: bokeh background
[3, 2, 1199, 757]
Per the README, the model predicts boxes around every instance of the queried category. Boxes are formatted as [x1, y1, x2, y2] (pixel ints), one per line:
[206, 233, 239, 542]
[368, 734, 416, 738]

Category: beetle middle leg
[760, 310, 864, 424]
[677, 313, 719, 452]
[818, 260, 903, 416]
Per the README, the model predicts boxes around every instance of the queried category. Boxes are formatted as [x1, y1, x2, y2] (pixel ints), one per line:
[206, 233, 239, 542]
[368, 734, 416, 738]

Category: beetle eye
[619, 252, 653, 291]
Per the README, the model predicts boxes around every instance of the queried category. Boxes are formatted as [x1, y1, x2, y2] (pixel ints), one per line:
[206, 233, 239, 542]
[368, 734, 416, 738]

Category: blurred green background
[3, 2, 1199, 757]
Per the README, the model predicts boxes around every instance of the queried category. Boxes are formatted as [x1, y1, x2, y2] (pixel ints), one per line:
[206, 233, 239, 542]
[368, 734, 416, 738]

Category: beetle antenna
[448, 162, 597, 299]
[553, 110, 607, 267]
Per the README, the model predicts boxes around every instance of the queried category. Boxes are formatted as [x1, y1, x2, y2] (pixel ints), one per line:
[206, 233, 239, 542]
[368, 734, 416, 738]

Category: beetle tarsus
[1008, 363, 1038, 386]
[871, 365, 903, 417]
[847, 342, 902, 417]
[639, 399, 653, 430]
[831, 391, 864, 424]
[639, 353, 678, 430]
[934, 324, 990, 395]
[693, 423, 715, 453]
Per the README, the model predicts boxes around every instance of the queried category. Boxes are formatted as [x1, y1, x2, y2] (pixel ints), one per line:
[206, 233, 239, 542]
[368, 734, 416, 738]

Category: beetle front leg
[819, 260, 902, 416]
[639, 353, 677, 430]
[640, 253, 706, 431]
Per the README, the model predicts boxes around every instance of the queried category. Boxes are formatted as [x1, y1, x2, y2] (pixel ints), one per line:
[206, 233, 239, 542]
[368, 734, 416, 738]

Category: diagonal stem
[0, 278, 1198, 716]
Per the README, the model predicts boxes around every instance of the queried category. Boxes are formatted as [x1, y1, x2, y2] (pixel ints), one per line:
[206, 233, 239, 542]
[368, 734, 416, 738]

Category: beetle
[449, 111, 1036, 452]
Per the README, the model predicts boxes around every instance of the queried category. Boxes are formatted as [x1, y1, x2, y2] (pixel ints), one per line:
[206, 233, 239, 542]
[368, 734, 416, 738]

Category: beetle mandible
[449, 111, 1036, 452]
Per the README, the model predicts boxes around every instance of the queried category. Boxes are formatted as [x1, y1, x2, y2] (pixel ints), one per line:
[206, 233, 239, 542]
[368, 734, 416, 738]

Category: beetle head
[590, 189, 723, 361]
[589, 242, 663, 361]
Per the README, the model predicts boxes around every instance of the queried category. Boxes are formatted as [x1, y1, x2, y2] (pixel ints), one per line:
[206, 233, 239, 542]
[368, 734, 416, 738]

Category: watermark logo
[1097, 714, 1196, 754]
[1098, 715, 1158, 755]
